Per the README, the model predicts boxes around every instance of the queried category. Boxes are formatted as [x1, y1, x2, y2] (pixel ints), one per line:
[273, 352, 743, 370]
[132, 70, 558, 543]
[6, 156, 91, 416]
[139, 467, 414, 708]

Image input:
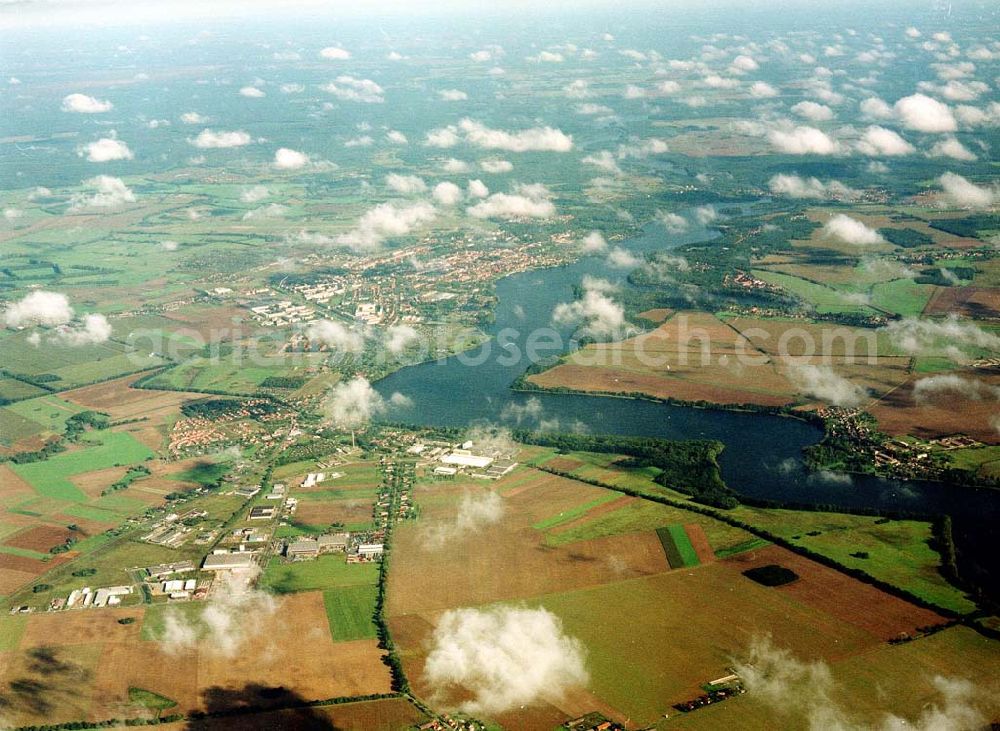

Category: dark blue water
[374, 216, 1000, 594]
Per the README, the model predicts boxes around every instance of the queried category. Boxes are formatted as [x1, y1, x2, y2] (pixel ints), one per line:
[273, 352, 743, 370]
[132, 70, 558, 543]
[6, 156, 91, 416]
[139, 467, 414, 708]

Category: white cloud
[239, 85, 265, 98]
[320, 76, 384, 103]
[442, 158, 471, 173]
[337, 201, 437, 252]
[564, 79, 591, 98]
[731, 54, 759, 72]
[894, 93, 957, 133]
[423, 491, 505, 549]
[606, 246, 640, 269]
[882, 315, 1000, 359]
[279, 83, 305, 94]
[458, 118, 573, 152]
[78, 136, 133, 162]
[158, 569, 277, 658]
[384, 324, 419, 354]
[3, 290, 73, 328]
[856, 126, 915, 156]
[189, 129, 252, 148]
[425, 127, 461, 148]
[240, 185, 269, 203]
[791, 101, 834, 121]
[616, 138, 668, 159]
[657, 210, 689, 234]
[788, 364, 868, 406]
[423, 606, 588, 715]
[241, 203, 287, 220]
[694, 205, 719, 226]
[768, 174, 861, 201]
[323, 376, 385, 430]
[273, 147, 309, 169]
[344, 135, 373, 147]
[581, 150, 622, 175]
[860, 96, 894, 120]
[438, 89, 468, 101]
[938, 172, 997, 209]
[432, 181, 463, 205]
[61, 93, 112, 113]
[928, 137, 977, 161]
[180, 111, 208, 124]
[306, 319, 365, 353]
[768, 126, 841, 154]
[467, 179, 489, 198]
[750, 81, 779, 98]
[467, 185, 555, 220]
[905, 27, 922, 38]
[529, 50, 564, 63]
[703, 74, 739, 89]
[385, 173, 427, 195]
[823, 214, 885, 245]
[319, 46, 351, 60]
[480, 159, 513, 173]
[576, 103, 615, 116]
[580, 230, 608, 253]
[553, 277, 629, 339]
[69, 175, 136, 210]
[913, 375, 999, 405]
[386, 130, 408, 144]
[51, 313, 112, 346]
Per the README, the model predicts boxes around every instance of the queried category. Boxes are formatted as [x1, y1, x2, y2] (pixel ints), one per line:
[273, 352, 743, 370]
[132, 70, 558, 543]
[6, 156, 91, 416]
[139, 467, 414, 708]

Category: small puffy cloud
[180, 111, 208, 124]
[423, 606, 588, 715]
[938, 172, 997, 209]
[859, 96, 894, 120]
[384, 324, 419, 354]
[241, 203, 287, 220]
[553, 277, 629, 338]
[79, 136, 133, 162]
[337, 201, 437, 252]
[905, 26, 921, 38]
[189, 129, 252, 148]
[425, 127, 461, 148]
[240, 185, 269, 203]
[306, 319, 365, 352]
[606, 246, 640, 269]
[913, 375, 999, 405]
[3, 290, 73, 327]
[616, 138, 668, 159]
[319, 46, 351, 59]
[894, 93, 957, 133]
[580, 230, 608, 253]
[529, 50, 564, 63]
[750, 81, 779, 98]
[564, 79, 591, 98]
[344, 135, 373, 147]
[459, 118, 573, 152]
[323, 376, 385, 430]
[51, 313, 112, 346]
[442, 158, 471, 173]
[768, 126, 840, 154]
[467, 179, 489, 198]
[703, 74, 739, 89]
[273, 147, 309, 169]
[822, 214, 885, 245]
[321, 75, 384, 103]
[928, 137, 977, 161]
[882, 315, 1000, 359]
[69, 175, 136, 210]
[469, 49, 494, 62]
[239, 85, 265, 98]
[581, 150, 622, 175]
[768, 174, 861, 201]
[438, 89, 468, 101]
[657, 210, 689, 234]
[386, 173, 427, 195]
[480, 159, 513, 173]
[467, 185, 555, 220]
[694, 205, 719, 226]
[424, 490, 505, 549]
[788, 364, 868, 406]
[61, 93, 112, 113]
[791, 101, 834, 122]
[731, 54, 759, 72]
[432, 181, 463, 205]
[386, 130, 408, 144]
[280, 83, 305, 94]
[576, 103, 615, 116]
[856, 126, 915, 156]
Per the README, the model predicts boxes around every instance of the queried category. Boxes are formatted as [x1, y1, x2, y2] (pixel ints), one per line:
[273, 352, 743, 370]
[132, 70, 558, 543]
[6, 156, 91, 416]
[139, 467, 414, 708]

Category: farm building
[234, 485, 261, 498]
[440, 449, 493, 469]
[145, 561, 196, 578]
[202, 553, 256, 571]
[287, 538, 320, 559]
[318, 533, 350, 552]
[93, 586, 133, 608]
[249, 505, 275, 520]
[356, 543, 384, 559]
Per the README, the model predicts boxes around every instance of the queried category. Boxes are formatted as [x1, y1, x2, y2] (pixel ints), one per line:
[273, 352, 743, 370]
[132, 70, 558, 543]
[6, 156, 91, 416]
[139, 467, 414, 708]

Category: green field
[0, 614, 28, 650]
[752, 269, 875, 315]
[323, 585, 379, 642]
[128, 687, 178, 712]
[532, 492, 621, 531]
[10, 430, 153, 502]
[259, 554, 379, 594]
[656, 525, 700, 568]
[0, 378, 48, 403]
[0, 394, 87, 446]
[869, 279, 935, 318]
